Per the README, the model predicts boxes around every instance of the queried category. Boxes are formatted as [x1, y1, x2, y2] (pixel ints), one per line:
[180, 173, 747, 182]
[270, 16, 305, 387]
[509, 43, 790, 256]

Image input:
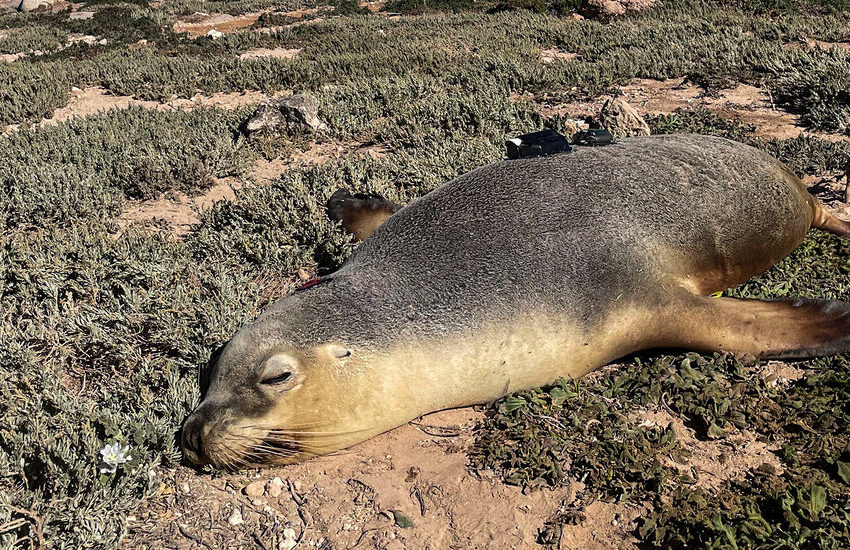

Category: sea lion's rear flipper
[810, 197, 850, 238]
[656, 294, 850, 360]
[326, 189, 402, 241]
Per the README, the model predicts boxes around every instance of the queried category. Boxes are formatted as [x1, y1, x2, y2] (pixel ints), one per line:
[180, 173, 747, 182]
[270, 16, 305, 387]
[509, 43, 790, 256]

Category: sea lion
[181, 134, 850, 468]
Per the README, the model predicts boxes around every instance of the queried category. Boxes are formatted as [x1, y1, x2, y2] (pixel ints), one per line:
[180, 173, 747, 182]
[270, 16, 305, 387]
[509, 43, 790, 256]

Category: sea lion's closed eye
[261, 372, 292, 385]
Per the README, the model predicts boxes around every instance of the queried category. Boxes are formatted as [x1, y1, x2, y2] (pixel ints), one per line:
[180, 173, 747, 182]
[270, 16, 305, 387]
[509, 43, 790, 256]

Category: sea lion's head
[180, 296, 380, 468]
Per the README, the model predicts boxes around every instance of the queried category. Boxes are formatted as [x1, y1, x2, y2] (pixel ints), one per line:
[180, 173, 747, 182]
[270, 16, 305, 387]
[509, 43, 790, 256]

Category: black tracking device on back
[505, 129, 572, 160]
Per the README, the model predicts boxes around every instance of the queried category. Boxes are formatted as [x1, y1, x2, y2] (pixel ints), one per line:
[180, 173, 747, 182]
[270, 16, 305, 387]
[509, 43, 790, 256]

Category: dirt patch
[0, 52, 25, 62]
[117, 141, 394, 238]
[540, 48, 579, 64]
[2, 87, 287, 135]
[558, 499, 643, 550]
[239, 47, 302, 60]
[543, 77, 848, 142]
[173, 13, 262, 38]
[783, 37, 850, 52]
[361, 0, 388, 12]
[48, 87, 266, 122]
[117, 179, 242, 238]
[122, 408, 595, 550]
[636, 409, 783, 490]
[253, 7, 326, 33]
[67, 33, 102, 45]
[278, 6, 323, 19]
[804, 38, 850, 51]
[122, 406, 646, 550]
[758, 361, 805, 388]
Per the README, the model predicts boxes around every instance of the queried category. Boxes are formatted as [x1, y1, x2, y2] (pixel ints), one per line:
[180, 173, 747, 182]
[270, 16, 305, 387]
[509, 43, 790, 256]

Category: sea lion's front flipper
[655, 294, 850, 360]
[326, 189, 402, 241]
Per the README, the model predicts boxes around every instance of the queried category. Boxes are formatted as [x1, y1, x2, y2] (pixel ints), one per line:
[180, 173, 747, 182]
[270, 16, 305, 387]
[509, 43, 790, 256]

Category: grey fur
[212, 134, 809, 392]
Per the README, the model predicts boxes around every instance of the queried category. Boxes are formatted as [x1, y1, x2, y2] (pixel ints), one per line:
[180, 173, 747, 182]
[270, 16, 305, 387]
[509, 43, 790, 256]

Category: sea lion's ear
[319, 343, 352, 360]
[326, 189, 402, 241]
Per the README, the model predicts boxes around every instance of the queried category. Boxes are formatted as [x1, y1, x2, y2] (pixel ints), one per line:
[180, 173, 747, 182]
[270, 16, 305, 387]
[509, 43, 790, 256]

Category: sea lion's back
[341, 134, 810, 322]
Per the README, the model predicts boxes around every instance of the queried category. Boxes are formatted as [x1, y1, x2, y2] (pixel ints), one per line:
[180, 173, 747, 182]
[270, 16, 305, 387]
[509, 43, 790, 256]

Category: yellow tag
[709, 291, 723, 298]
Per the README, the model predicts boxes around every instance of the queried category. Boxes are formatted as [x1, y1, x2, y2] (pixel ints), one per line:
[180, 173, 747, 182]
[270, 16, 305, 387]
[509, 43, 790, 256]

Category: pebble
[267, 477, 285, 498]
[69, 10, 95, 19]
[228, 508, 244, 526]
[278, 528, 298, 550]
[244, 480, 266, 499]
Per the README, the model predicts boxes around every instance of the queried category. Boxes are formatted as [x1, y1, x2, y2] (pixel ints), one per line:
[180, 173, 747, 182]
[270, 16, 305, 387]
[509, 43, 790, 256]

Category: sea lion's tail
[810, 196, 850, 237]
[326, 189, 402, 241]
[650, 292, 850, 360]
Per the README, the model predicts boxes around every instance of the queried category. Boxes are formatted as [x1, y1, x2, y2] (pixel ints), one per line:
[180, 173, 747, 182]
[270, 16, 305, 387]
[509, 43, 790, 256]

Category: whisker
[265, 426, 375, 436]
[240, 421, 330, 431]
[217, 444, 243, 470]
[259, 437, 342, 454]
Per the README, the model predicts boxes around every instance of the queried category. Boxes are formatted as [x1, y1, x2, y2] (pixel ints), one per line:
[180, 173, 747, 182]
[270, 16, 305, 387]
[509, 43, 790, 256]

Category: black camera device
[505, 129, 572, 160]
[505, 128, 613, 160]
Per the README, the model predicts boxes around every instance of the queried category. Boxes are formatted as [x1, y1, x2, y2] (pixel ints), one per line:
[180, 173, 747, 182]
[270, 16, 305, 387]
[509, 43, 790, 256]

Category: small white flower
[99, 441, 132, 474]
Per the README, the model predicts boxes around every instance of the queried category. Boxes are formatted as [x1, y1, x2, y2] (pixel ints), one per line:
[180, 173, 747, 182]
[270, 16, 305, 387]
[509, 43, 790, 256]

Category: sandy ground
[541, 76, 845, 142]
[124, 408, 646, 550]
[173, 13, 263, 38]
[116, 140, 392, 237]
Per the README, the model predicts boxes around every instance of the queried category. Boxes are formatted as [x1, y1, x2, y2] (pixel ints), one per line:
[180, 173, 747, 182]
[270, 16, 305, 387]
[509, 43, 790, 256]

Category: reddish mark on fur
[296, 277, 326, 291]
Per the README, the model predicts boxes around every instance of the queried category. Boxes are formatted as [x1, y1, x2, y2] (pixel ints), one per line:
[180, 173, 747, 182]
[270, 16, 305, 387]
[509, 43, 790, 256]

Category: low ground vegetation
[1, 0, 849, 548]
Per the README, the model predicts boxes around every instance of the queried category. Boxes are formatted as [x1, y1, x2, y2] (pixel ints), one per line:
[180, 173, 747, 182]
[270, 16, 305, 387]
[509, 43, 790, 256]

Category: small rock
[580, 0, 655, 18]
[267, 476, 285, 498]
[228, 507, 244, 526]
[297, 268, 310, 282]
[97, 38, 107, 45]
[244, 480, 266, 499]
[17, 0, 41, 11]
[279, 528, 298, 550]
[598, 97, 650, 138]
[181, 483, 190, 494]
[67, 34, 99, 45]
[242, 93, 327, 137]
[251, 497, 266, 507]
[391, 510, 414, 529]
[206, 29, 224, 39]
[68, 10, 95, 19]
[561, 118, 589, 137]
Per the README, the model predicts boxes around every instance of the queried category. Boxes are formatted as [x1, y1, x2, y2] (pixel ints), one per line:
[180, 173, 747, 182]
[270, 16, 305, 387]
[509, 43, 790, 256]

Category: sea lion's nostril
[182, 418, 205, 456]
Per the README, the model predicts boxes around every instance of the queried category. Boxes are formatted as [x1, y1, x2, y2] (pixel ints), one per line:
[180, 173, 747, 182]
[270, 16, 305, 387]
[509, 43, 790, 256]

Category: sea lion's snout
[180, 412, 211, 466]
